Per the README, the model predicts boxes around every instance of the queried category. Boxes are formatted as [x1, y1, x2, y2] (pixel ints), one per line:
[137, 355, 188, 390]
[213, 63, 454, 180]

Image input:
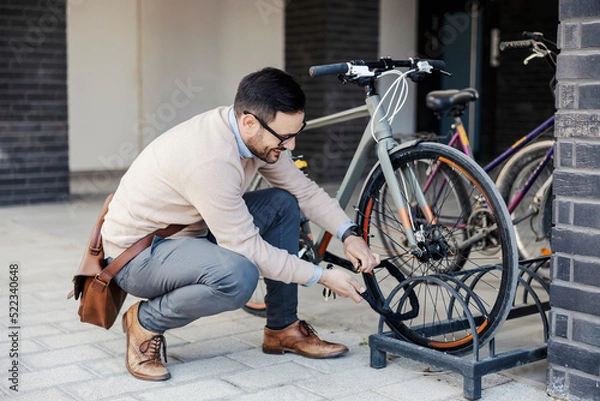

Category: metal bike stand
[368, 257, 550, 400]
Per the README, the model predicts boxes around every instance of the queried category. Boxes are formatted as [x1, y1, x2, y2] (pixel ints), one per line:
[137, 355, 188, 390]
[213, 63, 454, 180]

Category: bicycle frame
[306, 90, 429, 269]
[448, 114, 554, 215]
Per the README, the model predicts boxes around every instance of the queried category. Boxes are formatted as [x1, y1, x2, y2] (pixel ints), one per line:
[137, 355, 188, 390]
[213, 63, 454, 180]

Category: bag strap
[89, 194, 186, 291]
[90, 193, 114, 258]
[92, 224, 186, 290]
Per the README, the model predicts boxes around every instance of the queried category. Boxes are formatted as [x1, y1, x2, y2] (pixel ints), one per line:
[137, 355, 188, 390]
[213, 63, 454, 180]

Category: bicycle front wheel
[357, 142, 518, 354]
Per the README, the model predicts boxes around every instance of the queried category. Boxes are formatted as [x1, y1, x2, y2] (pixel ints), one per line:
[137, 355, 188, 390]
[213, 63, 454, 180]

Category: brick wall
[0, 0, 69, 205]
[285, 0, 378, 183]
[548, 1, 600, 399]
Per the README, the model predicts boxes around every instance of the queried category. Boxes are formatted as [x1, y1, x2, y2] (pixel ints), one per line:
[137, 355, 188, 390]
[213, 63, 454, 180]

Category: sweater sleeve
[258, 153, 352, 235]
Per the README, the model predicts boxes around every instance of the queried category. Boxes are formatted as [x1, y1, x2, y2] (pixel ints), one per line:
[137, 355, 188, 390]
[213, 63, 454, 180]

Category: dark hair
[234, 67, 305, 122]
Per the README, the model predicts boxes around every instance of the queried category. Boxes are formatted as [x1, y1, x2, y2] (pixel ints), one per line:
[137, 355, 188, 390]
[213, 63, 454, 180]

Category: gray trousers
[113, 188, 301, 333]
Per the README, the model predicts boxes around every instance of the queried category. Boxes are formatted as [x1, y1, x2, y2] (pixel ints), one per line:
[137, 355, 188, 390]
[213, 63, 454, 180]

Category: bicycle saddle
[426, 88, 479, 113]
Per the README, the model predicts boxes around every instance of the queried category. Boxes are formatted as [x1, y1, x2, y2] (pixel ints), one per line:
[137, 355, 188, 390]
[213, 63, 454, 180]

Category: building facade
[1, 1, 600, 399]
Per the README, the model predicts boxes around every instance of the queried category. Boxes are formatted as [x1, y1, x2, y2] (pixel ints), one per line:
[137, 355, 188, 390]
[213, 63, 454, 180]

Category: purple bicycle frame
[446, 115, 555, 214]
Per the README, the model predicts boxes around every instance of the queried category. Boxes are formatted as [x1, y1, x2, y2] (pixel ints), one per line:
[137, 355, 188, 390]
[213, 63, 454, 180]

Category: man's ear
[239, 113, 257, 135]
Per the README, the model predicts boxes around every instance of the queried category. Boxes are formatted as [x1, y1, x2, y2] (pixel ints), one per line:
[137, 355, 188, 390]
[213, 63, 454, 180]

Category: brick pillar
[549, 1, 600, 399]
[0, 0, 69, 205]
[285, 0, 379, 183]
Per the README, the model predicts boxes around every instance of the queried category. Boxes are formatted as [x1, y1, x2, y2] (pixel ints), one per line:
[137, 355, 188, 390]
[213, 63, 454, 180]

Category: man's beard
[248, 145, 283, 164]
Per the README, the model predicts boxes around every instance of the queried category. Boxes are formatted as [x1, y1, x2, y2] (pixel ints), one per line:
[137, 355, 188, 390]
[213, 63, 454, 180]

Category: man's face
[242, 111, 305, 164]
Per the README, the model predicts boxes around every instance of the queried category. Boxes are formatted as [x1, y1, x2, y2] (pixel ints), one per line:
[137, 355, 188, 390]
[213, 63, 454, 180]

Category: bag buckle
[94, 274, 109, 287]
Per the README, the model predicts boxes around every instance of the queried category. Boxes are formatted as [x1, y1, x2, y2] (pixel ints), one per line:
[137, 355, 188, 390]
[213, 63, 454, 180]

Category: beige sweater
[102, 106, 351, 284]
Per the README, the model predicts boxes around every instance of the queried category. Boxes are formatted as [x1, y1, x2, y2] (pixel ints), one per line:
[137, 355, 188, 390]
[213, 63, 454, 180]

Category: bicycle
[424, 31, 556, 260]
[244, 57, 518, 355]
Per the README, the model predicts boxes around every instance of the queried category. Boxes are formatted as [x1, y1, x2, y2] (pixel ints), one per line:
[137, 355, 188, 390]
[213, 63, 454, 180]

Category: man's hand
[318, 268, 366, 303]
[343, 235, 380, 273]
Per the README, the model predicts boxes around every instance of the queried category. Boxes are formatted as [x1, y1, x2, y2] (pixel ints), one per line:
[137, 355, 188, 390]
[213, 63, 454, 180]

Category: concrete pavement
[0, 192, 557, 400]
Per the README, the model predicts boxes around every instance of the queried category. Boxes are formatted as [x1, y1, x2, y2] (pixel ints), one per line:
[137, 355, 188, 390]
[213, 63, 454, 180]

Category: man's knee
[270, 188, 300, 221]
[217, 257, 259, 309]
[237, 259, 260, 302]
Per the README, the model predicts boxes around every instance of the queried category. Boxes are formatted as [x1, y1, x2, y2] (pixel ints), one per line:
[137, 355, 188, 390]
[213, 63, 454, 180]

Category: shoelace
[298, 320, 318, 337]
[139, 334, 168, 363]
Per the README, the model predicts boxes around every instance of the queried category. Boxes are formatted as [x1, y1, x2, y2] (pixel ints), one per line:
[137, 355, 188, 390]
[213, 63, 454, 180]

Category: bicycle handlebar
[499, 39, 534, 51]
[309, 58, 447, 78]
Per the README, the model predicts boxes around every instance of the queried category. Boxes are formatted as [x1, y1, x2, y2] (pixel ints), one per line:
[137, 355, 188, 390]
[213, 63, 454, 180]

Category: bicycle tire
[242, 275, 267, 317]
[357, 142, 518, 354]
[496, 140, 553, 260]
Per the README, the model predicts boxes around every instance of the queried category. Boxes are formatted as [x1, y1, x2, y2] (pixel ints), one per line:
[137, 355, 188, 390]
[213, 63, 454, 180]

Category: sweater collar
[228, 107, 253, 158]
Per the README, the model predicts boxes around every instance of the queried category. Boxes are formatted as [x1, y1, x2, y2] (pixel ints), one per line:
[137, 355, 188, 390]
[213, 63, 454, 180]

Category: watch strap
[341, 224, 361, 242]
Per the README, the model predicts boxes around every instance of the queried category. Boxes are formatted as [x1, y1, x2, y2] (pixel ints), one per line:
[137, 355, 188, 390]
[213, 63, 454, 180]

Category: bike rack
[368, 257, 550, 400]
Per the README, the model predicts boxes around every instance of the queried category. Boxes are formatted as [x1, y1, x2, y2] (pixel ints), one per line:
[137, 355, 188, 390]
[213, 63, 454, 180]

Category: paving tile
[224, 361, 318, 392]
[88, 398, 140, 401]
[297, 363, 417, 399]
[443, 380, 554, 401]
[19, 364, 97, 393]
[232, 330, 264, 348]
[19, 309, 75, 325]
[137, 379, 243, 401]
[83, 355, 130, 378]
[37, 328, 121, 350]
[167, 355, 247, 383]
[64, 373, 167, 400]
[3, 387, 77, 401]
[376, 375, 464, 401]
[19, 339, 49, 355]
[56, 318, 109, 333]
[231, 384, 325, 401]
[227, 347, 298, 369]
[22, 344, 113, 370]
[168, 335, 254, 362]
[22, 323, 64, 338]
[336, 391, 396, 401]
[89, 337, 126, 358]
[168, 316, 261, 342]
[294, 344, 371, 374]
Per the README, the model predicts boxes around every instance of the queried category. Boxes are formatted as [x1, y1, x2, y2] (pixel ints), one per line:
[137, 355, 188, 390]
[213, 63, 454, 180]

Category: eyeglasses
[243, 110, 306, 146]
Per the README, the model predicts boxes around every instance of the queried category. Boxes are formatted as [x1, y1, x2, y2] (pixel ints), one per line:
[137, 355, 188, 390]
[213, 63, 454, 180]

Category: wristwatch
[341, 224, 361, 242]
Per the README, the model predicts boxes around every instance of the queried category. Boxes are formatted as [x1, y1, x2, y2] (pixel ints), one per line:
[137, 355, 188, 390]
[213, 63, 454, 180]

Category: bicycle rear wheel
[496, 140, 553, 260]
[357, 142, 518, 354]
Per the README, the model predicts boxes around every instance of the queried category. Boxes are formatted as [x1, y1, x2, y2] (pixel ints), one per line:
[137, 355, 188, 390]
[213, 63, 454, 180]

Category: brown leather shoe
[122, 301, 170, 381]
[263, 320, 348, 359]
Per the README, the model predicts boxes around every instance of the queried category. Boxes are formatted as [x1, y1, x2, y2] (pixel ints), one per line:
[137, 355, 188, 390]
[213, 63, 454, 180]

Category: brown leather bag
[68, 193, 185, 329]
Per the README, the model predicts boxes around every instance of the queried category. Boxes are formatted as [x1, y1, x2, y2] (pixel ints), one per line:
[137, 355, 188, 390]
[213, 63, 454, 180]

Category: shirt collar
[228, 106, 253, 158]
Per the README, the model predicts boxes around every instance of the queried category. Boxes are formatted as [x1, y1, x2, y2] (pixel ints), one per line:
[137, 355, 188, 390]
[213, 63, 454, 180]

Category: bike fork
[376, 140, 436, 251]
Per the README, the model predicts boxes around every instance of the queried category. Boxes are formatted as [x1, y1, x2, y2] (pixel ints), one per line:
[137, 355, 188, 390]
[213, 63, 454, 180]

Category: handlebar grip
[499, 39, 534, 51]
[424, 59, 446, 70]
[309, 63, 349, 77]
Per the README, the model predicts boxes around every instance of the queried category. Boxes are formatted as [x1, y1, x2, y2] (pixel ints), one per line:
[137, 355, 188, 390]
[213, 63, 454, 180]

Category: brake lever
[523, 51, 544, 65]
